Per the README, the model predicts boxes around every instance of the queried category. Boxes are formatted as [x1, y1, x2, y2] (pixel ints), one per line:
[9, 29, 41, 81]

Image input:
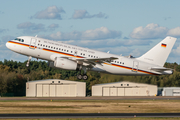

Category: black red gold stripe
[8, 41, 31, 47]
[104, 63, 159, 75]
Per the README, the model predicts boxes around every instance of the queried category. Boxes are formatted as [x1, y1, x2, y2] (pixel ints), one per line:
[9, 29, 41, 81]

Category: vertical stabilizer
[137, 36, 177, 66]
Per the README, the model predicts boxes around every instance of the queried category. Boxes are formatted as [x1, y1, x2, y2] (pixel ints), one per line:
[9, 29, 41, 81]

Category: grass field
[0, 99, 179, 113]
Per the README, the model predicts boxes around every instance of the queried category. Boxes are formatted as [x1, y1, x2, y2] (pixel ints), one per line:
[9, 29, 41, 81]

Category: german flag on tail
[161, 43, 167, 48]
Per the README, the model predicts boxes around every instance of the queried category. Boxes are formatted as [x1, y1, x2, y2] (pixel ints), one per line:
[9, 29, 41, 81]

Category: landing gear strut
[26, 56, 32, 67]
[77, 66, 88, 80]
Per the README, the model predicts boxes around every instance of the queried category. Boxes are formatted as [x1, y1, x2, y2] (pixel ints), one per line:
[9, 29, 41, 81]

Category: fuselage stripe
[104, 63, 159, 75]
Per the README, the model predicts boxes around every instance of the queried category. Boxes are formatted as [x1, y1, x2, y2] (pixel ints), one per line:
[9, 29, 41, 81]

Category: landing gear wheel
[77, 74, 82, 80]
[26, 62, 29, 67]
[82, 75, 88, 80]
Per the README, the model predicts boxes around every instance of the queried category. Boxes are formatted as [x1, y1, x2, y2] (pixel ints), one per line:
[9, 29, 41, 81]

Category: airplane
[6, 36, 177, 80]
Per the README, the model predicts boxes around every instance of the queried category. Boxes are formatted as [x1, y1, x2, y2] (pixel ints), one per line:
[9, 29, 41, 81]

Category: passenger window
[67, 50, 69, 52]
[22, 39, 24, 42]
[59, 48, 61, 50]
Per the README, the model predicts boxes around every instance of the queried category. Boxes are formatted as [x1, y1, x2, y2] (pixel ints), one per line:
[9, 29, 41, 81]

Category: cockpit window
[14, 38, 24, 42]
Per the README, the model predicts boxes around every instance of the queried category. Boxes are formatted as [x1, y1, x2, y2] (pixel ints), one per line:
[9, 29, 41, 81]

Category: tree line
[0, 59, 180, 96]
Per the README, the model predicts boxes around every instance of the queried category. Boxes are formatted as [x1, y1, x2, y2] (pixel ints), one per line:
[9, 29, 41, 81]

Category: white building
[161, 87, 180, 96]
[92, 81, 157, 96]
[26, 79, 86, 97]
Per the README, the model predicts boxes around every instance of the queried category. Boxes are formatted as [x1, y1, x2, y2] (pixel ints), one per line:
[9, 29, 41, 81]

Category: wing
[69, 56, 118, 66]
[50, 54, 118, 67]
[74, 57, 118, 62]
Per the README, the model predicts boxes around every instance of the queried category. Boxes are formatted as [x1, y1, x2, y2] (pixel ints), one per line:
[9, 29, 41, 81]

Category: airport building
[160, 87, 180, 96]
[26, 79, 86, 97]
[92, 81, 157, 96]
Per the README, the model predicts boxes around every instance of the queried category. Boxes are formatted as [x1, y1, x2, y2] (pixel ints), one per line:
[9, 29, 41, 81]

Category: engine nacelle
[50, 58, 79, 70]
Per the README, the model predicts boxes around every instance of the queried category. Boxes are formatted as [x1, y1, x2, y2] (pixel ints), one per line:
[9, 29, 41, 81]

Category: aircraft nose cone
[6, 42, 10, 49]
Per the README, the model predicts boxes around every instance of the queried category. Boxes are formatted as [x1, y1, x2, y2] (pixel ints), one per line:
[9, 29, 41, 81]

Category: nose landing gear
[26, 56, 32, 67]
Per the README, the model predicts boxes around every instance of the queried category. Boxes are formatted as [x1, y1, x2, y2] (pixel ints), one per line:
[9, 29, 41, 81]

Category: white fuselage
[6, 36, 173, 75]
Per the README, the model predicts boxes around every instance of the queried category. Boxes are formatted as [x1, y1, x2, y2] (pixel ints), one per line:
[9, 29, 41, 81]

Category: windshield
[14, 38, 24, 42]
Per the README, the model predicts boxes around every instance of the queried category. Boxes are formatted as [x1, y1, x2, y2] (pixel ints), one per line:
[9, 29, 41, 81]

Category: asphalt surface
[0, 113, 180, 118]
[0, 96, 180, 100]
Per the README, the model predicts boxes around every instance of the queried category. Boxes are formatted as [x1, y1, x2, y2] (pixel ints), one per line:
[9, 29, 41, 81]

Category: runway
[0, 96, 180, 101]
[0, 113, 180, 118]
[0, 96, 179, 118]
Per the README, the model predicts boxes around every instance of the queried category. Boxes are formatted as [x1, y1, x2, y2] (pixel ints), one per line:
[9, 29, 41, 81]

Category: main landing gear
[77, 66, 88, 80]
[77, 74, 88, 80]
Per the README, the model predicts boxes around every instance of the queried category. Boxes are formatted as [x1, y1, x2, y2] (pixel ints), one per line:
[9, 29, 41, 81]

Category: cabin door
[132, 61, 139, 72]
[29, 38, 37, 49]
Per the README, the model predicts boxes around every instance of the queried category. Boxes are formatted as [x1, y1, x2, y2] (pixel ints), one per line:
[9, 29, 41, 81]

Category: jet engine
[48, 57, 81, 70]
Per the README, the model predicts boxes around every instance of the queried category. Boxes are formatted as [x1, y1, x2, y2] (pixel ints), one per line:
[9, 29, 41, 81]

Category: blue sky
[1, 0, 180, 63]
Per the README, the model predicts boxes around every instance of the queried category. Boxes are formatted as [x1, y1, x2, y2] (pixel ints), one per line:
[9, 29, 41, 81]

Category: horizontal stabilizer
[150, 67, 173, 72]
